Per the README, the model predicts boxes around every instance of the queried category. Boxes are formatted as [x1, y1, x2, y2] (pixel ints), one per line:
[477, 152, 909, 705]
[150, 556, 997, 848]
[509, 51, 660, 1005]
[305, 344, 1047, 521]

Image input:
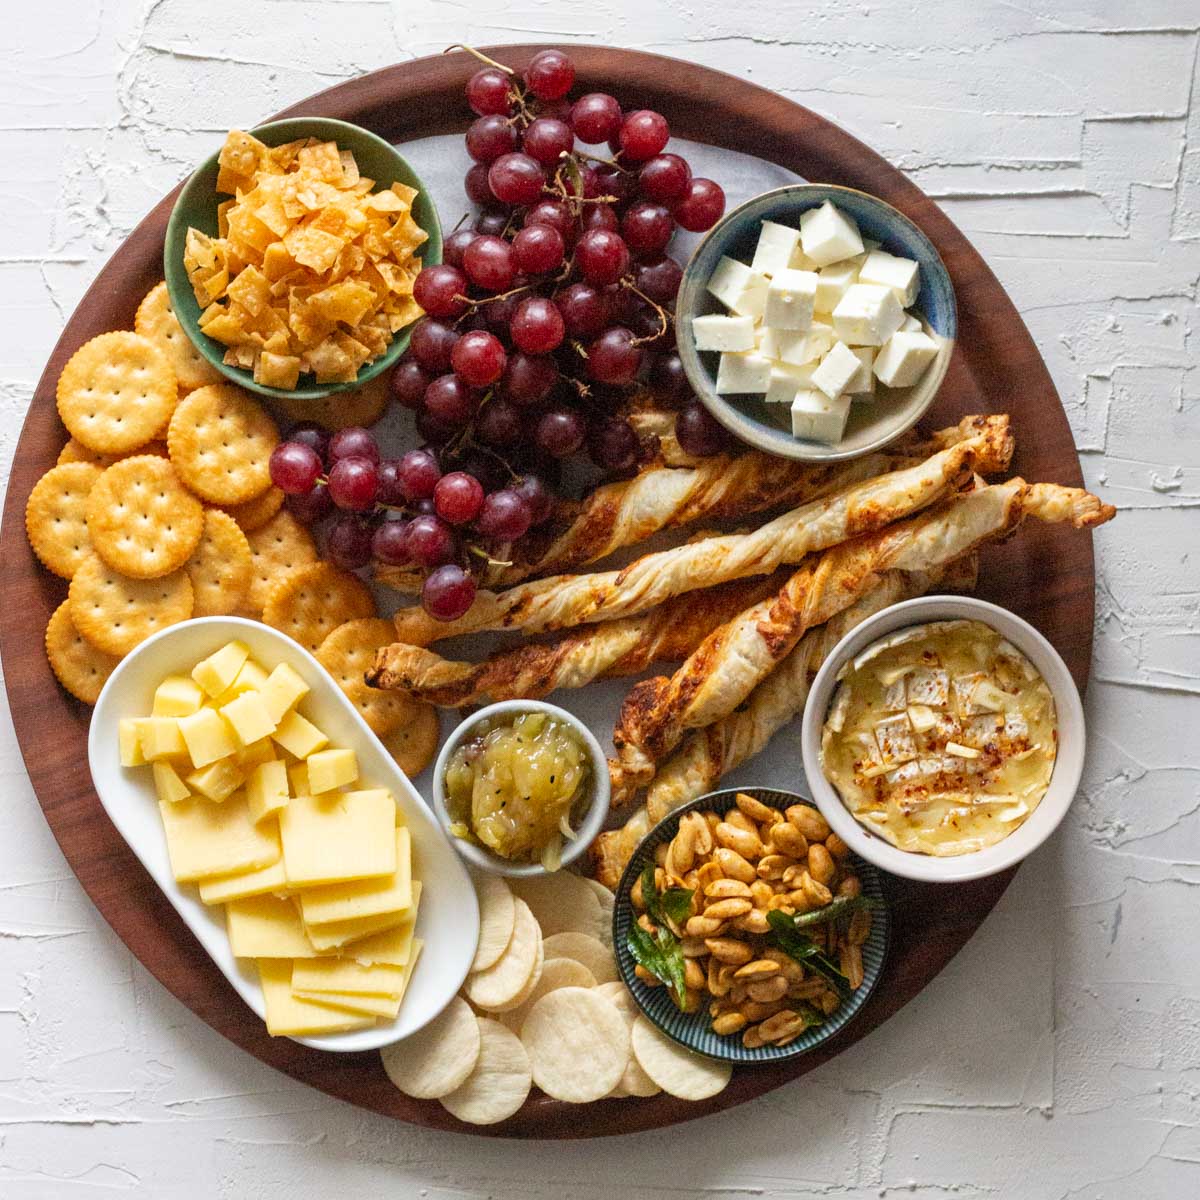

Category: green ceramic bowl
[163, 118, 442, 401]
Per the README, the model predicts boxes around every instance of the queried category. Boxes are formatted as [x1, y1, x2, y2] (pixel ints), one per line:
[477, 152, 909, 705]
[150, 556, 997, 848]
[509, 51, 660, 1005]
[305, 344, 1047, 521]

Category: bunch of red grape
[270, 46, 734, 622]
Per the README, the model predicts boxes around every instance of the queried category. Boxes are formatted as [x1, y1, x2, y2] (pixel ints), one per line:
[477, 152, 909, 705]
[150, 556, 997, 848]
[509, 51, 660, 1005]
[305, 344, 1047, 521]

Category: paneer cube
[706, 256, 768, 319]
[873, 329, 938, 388]
[192, 641, 251, 698]
[307, 747, 358, 794]
[814, 262, 859, 314]
[220, 690, 277, 748]
[247, 759, 291, 823]
[799, 201, 864, 267]
[152, 760, 192, 805]
[178, 706, 238, 768]
[761, 323, 832, 366]
[750, 220, 800, 276]
[715, 350, 772, 394]
[259, 662, 310, 724]
[858, 250, 920, 307]
[832, 284, 905, 346]
[790, 389, 851, 444]
[900, 313, 923, 332]
[140, 716, 188, 762]
[692, 313, 756, 352]
[763, 268, 817, 331]
[271, 710, 329, 759]
[845, 347, 876, 395]
[765, 362, 816, 404]
[185, 757, 246, 803]
[810, 341, 863, 400]
[153, 675, 205, 717]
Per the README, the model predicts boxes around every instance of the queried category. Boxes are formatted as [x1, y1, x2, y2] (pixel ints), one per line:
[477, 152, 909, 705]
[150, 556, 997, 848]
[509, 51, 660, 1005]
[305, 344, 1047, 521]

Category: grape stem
[444, 44, 514, 75]
[572, 149, 630, 173]
[621, 278, 673, 346]
[466, 542, 515, 569]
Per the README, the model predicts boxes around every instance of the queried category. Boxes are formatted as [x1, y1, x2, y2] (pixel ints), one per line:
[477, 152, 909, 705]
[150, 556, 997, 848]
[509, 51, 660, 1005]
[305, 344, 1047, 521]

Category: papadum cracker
[380, 996, 480, 1100]
[470, 872, 516, 973]
[438, 1017, 531, 1126]
[464, 898, 542, 1013]
[520, 987, 629, 1103]
[631, 1015, 732, 1101]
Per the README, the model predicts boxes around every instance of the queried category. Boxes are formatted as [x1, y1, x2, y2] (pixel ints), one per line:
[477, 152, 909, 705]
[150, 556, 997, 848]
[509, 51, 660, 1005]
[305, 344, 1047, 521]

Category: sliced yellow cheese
[213, 658, 269, 706]
[349, 883, 421, 966]
[260, 661, 310, 724]
[119, 718, 148, 767]
[178, 706, 238, 768]
[306, 747, 358, 794]
[290, 954, 407, 997]
[247, 759, 290, 824]
[141, 716, 188, 762]
[152, 760, 191, 805]
[220, 690, 277, 748]
[299, 828, 411, 926]
[153, 675, 205, 717]
[280, 789, 395, 885]
[256, 959, 375, 1036]
[185, 758, 245, 802]
[197, 857, 289, 905]
[158, 794, 280, 882]
[293, 989, 403, 1019]
[303, 907, 411, 952]
[272, 710, 329, 759]
[192, 640, 251, 698]
[236, 737, 277, 768]
[225, 893, 321, 958]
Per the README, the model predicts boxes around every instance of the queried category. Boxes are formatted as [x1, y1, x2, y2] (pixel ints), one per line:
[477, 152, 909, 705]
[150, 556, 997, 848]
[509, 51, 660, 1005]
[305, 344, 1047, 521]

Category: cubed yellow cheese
[256, 960, 375, 1036]
[185, 758, 245, 803]
[157, 795, 280, 882]
[348, 883, 421, 966]
[152, 760, 191, 805]
[197, 857, 289, 905]
[306, 747, 358, 794]
[290, 953, 408, 997]
[140, 716, 187, 761]
[177, 706, 238, 768]
[119, 718, 148, 767]
[220, 691, 277, 748]
[293, 989, 403, 1020]
[225, 893, 321, 958]
[236, 737, 277, 768]
[213, 658, 269, 706]
[287, 762, 310, 796]
[260, 662, 310, 724]
[280, 789, 395, 886]
[299, 828, 411, 926]
[192, 640, 251, 697]
[272, 710, 328, 759]
[303, 907, 410, 952]
[152, 675, 205, 717]
[247, 760, 290, 824]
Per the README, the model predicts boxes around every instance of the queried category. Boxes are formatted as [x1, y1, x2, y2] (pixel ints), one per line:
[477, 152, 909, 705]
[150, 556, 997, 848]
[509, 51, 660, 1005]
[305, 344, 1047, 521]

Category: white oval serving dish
[88, 616, 480, 1052]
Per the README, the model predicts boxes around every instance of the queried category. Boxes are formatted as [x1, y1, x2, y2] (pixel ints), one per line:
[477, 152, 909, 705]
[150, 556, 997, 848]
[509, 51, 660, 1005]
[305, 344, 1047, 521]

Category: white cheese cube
[831, 283, 905, 346]
[692, 313, 756, 352]
[763, 268, 818, 331]
[845, 347, 876, 396]
[863, 237, 881, 252]
[790, 388, 851, 444]
[873, 329, 939, 388]
[814, 262, 859, 313]
[858, 250, 920, 307]
[706, 256, 768, 319]
[765, 362, 816, 403]
[761, 324, 831, 366]
[788, 244, 820, 271]
[900, 313, 923, 332]
[715, 350, 772, 394]
[799, 201, 864, 267]
[810, 341, 862, 400]
[750, 220, 801, 276]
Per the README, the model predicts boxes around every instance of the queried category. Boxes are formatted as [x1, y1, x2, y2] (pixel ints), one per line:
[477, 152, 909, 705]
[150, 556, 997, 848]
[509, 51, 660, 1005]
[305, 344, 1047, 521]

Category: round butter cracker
[185, 509, 253, 616]
[316, 618, 417, 736]
[218, 485, 284, 533]
[261, 560, 375, 653]
[25, 461, 102, 579]
[45, 599, 120, 704]
[68, 551, 193, 656]
[244, 509, 317, 611]
[57, 437, 167, 468]
[382, 702, 439, 778]
[134, 281, 222, 393]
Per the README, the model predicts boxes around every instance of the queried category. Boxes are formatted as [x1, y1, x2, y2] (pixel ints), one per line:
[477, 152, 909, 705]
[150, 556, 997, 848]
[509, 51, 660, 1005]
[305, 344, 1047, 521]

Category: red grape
[286, 422, 330, 464]
[556, 282, 609, 337]
[524, 199, 576, 244]
[523, 116, 574, 165]
[476, 398, 522, 446]
[592, 165, 635, 206]
[462, 234, 516, 292]
[467, 67, 512, 116]
[413, 264, 469, 318]
[649, 351, 691, 404]
[269, 441, 322, 495]
[458, 451, 508, 495]
[634, 254, 683, 303]
[287, 481, 332, 524]
[482, 293, 520, 342]
[511, 296, 565, 355]
[488, 153, 545, 207]
[619, 110, 669, 161]
[536, 407, 586, 457]
[434, 471, 485, 525]
[588, 415, 639, 471]
[639, 153, 691, 202]
[512, 223, 565, 274]
[581, 203, 620, 234]
[329, 426, 380, 464]
[326, 512, 374, 570]
[327, 457, 379, 511]
[416, 406, 457, 446]
[406, 514, 458, 567]
[372, 518, 411, 566]
[512, 474, 554, 526]
[673, 178, 725, 231]
[398, 448, 442, 501]
[575, 229, 631, 285]
[466, 114, 518, 164]
[410, 318, 460, 372]
[571, 93, 622, 144]
[474, 210, 511, 236]
[586, 326, 643, 385]
[442, 228, 477, 269]
[423, 374, 477, 426]
[465, 163, 496, 207]
[422, 564, 477, 621]
[499, 352, 559, 406]
[450, 329, 507, 387]
[621, 201, 674, 257]
[477, 489, 533, 541]
[390, 358, 432, 409]
[676, 399, 730, 456]
[524, 49, 575, 100]
[377, 458, 405, 506]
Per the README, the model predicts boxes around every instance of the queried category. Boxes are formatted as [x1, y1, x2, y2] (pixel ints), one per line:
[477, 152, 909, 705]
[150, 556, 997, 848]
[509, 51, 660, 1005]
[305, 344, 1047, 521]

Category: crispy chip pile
[184, 130, 427, 389]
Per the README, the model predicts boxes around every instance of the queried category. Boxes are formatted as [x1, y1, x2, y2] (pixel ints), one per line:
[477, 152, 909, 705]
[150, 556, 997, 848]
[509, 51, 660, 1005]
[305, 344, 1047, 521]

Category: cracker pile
[381, 870, 730, 1124]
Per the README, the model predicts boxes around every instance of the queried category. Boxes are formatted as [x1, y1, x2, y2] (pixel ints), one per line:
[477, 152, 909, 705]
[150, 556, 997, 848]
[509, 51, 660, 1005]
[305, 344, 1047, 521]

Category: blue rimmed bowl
[676, 183, 956, 462]
[612, 786, 890, 1065]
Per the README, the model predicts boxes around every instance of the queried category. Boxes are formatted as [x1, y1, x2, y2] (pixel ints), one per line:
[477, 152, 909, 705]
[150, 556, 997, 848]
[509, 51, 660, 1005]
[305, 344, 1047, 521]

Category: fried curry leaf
[639, 863, 694, 929]
[766, 909, 852, 999]
[790, 895, 880, 930]
[626, 921, 688, 1002]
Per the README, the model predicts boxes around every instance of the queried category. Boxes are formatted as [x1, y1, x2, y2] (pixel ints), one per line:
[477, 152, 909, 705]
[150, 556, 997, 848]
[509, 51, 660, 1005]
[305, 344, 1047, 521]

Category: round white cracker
[510, 873, 610, 945]
[379, 997, 481, 1100]
[542, 931, 619, 985]
[439, 1018, 531, 1126]
[594, 982, 662, 1098]
[464, 898, 542, 1012]
[585, 877, 616, 908]
[631, 1015, 732, 1101]
[471, 872, 517, 972]
[520, 987, 629, 1103]
[500, 956, 596, 1036]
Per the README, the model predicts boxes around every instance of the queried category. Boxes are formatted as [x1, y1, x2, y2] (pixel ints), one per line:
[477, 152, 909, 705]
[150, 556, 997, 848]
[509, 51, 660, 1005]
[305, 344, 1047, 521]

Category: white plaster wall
[1, 2, 1198, 1195]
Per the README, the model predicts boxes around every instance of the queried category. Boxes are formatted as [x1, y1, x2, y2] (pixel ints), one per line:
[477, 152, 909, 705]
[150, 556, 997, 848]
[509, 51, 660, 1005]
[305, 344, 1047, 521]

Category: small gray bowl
[430, 700, 611, 878]
[677, 183, 957, 462]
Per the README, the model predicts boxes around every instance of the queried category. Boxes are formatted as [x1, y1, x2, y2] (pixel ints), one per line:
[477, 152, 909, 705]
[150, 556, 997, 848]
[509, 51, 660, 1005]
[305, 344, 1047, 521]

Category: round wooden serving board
[0, 46, 1093, 1138]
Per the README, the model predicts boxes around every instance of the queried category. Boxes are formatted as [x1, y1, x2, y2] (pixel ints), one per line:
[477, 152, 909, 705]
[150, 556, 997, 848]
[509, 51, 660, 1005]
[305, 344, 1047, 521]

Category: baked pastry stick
[391, 430, 1010, 647]
[366, 571, 789, 707]
[608, 479, 1116, 804]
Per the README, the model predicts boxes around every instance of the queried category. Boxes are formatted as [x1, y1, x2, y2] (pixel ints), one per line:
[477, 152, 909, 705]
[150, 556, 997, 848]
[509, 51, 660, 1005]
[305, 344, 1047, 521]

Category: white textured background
[2, 2, 1199, 1195]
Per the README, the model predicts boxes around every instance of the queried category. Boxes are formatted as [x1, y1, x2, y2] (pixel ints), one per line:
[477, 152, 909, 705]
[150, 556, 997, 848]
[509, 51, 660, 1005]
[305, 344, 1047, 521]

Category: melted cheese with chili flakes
[820, 620, 1057, 856]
